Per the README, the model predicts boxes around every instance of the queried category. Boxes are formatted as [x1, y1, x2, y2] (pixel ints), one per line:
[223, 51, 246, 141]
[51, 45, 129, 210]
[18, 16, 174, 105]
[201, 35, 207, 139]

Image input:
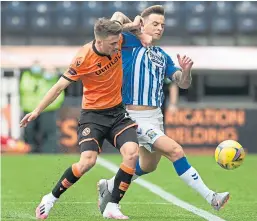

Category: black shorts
[77, 103, 138, 153]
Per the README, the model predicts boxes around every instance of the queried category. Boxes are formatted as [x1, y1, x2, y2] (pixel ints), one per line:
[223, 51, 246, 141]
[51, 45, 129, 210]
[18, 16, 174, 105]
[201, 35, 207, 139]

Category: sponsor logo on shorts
[124, 113, 131, 119]
[146, 129, 158, 140]
[82, 127, 91, 136]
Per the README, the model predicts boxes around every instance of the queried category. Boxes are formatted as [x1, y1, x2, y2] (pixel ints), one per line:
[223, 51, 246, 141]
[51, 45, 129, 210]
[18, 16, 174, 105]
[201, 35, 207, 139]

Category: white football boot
[35, 193, 57, 219]
[103, 202, 129, 219]
[211, 192, 230, 210]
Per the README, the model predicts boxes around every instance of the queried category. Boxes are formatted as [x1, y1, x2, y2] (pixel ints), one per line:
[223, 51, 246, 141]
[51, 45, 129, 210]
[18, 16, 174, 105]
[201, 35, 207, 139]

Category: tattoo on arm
[172, 71, 182, 84]
[111, 12, 142, 33]
[111, 12, 132, 25]
[172, 70, 192, 89]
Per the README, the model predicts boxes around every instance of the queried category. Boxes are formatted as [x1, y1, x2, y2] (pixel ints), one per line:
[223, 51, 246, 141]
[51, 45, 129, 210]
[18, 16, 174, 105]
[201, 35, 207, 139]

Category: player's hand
[132, 15, 143, 30]
[139, 33, 153, 47]
[177, 54, 194, 71]
[20, 111, 39, 128]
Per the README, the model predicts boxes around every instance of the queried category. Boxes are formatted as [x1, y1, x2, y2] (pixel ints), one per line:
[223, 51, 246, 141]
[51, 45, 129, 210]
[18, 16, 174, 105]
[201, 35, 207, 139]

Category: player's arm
[111, 12, 152, 47]
[111, 11, 141, 32]
[34, 77, 70, 114]
[20, 77, 71, 127]
[20, 48, 86, 128]
[171, 54, 193, 89]
[172, 70, 192, 89]
[170, 83, 179, 107]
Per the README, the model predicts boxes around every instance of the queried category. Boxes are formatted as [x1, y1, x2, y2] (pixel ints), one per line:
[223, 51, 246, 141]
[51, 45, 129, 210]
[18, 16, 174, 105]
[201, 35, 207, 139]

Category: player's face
[143, 14, 165, 41]
[101, 35, 120, 55]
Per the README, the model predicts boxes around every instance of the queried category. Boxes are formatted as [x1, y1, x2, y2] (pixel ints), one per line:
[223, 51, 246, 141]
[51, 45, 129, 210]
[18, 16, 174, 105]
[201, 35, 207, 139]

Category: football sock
[110, 163, 135, 204]
[132, 158, 150, 180]
[107, 159, 148, 192]
[135, 158, 149, 176]
[52, 164, 82, 198]
[173, 157, 214, 204]
[107, 176, 115, 193]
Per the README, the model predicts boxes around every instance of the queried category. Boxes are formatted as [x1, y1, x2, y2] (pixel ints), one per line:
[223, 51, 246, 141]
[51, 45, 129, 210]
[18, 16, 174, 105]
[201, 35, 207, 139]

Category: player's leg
[99, 144, 161, 209]
[102, 121, 139, 219]
[105, 146, 159, 186]
[128, 108, 164, 179]
[98, 110, 162, 212]
[104, 147, 161, 197]
[153, 135, 229, 210]
[129, 108, 229, 210]
[132, 146, 162, 180]
[35, 123, 103, 220]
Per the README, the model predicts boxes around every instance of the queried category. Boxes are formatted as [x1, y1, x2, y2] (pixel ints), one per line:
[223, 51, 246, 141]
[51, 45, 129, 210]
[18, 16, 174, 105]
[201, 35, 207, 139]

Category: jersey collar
[92, 40, 111, 60]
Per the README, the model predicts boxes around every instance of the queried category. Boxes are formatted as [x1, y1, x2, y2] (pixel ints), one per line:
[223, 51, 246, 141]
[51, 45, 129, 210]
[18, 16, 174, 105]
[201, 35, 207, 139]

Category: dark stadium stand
[1, 1, 257, 46]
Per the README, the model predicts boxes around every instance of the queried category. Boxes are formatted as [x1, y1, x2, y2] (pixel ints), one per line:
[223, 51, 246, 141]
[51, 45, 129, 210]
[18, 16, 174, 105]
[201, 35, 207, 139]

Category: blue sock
[135, 158, 149, 176]
[173, 156, 191, 176]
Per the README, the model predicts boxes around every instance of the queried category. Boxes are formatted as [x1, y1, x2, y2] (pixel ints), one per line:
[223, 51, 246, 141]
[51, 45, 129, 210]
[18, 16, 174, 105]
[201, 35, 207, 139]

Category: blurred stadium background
[1, 1, 257, 221]
[1, 1, 257, 154]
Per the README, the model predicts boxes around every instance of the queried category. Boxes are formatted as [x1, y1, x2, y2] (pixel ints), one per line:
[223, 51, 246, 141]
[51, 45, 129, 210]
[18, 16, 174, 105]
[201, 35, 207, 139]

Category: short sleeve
[62, 47, 88, 82]
[122, 32, 142, 48]
[164, 52, 181, 78]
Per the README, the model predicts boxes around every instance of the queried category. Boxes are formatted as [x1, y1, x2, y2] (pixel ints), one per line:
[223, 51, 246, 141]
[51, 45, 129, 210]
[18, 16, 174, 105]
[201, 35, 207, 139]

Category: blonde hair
[141, 5, 165, 18]
[94, 18, 122, 39]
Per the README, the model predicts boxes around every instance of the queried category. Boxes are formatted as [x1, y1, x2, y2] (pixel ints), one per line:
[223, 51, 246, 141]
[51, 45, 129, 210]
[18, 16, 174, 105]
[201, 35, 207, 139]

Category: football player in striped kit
[98, 5, 230, 215]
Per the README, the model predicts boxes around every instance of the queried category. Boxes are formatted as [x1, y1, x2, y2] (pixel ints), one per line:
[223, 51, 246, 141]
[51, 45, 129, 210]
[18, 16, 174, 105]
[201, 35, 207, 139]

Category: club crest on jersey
[147, 49, 165, 68]
[97, 62, 102, 68]
[82, 127, 91, 136]
[75, 57, 83, 67]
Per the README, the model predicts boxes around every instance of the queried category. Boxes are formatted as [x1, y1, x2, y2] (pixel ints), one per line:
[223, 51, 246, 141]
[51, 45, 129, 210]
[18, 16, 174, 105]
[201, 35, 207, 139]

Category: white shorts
[127, 108, 165, 152]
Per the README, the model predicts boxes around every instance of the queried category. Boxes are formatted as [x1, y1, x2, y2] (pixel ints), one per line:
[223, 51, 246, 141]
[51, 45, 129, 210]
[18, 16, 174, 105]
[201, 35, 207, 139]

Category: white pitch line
[97, 157, 226, 221]
[3, 211, 36, 220]
[4, 201, 178, 205]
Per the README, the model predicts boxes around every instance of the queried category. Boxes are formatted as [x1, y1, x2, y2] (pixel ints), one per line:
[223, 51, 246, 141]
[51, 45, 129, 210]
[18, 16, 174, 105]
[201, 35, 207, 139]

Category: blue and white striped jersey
[121, 32, 180, 107]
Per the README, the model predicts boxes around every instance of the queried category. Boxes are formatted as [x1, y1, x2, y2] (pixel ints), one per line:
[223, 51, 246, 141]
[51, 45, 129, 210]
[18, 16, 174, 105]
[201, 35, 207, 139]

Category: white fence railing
[1, 69, 21, 139]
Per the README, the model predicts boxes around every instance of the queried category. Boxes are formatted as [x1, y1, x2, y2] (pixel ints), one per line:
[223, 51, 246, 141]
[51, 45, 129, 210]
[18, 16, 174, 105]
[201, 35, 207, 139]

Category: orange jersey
[63, 35, 123, 110]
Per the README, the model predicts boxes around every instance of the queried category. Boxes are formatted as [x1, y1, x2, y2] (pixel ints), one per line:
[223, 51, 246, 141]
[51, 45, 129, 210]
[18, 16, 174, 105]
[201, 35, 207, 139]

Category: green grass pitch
[2, 154, 257, 221]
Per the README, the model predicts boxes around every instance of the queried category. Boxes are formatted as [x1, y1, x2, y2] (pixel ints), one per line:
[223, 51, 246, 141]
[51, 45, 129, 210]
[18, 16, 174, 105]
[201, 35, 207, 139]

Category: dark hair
[94, 18, 122, 39]
[141, 5, 165, 18]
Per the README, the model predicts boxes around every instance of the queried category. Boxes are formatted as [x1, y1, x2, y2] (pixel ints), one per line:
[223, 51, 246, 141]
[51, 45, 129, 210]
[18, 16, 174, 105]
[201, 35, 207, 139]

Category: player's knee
[120, 142, 139, 162]
[172, 144, 185, 160]
[126, 147, 139, 162]
[174, 148, 185, 160]
[78, 151, 97, 174]
[166, 143, 185, 162]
